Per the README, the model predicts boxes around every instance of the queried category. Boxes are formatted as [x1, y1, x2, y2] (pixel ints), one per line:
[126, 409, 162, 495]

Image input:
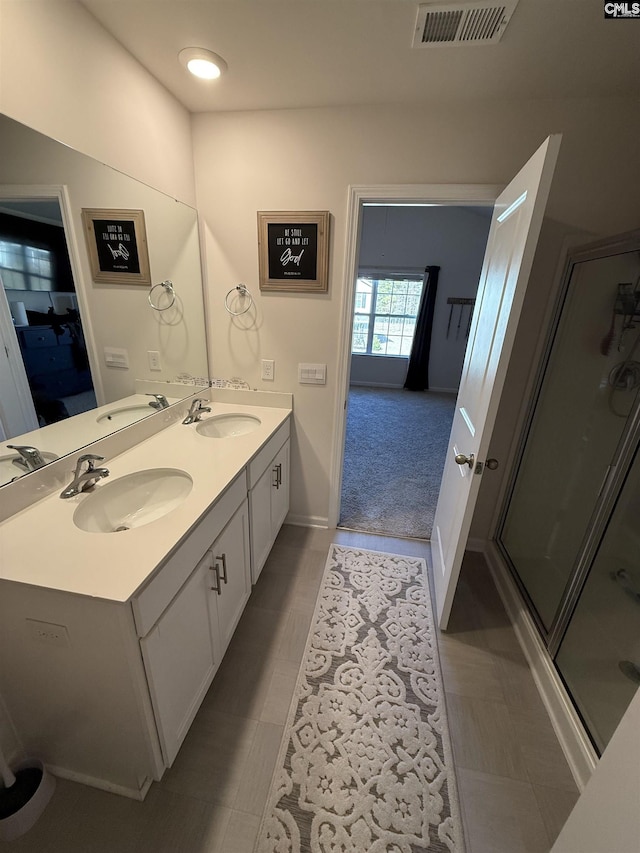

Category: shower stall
[497, 230, 640, 756]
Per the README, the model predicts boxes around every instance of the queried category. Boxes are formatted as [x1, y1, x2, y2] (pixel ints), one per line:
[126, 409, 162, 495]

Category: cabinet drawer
[22, 345, 75, 376]
[247, 417, 290, 488]
[19, 327, 59, 348]
[132, 473, 247, 636]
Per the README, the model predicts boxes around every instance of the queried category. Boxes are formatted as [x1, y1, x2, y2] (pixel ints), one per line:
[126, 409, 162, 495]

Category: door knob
[486, 458, 499, 470]
[455, 453, 475, 469]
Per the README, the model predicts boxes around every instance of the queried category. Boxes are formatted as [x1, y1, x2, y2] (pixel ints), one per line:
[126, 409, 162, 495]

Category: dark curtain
[404, 265, 440, 392]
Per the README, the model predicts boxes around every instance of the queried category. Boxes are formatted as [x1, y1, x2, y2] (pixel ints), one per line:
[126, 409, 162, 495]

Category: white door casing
[0, 273, 38, 438]
[432, 135, 562, 629]
[329, 183, 503, 530]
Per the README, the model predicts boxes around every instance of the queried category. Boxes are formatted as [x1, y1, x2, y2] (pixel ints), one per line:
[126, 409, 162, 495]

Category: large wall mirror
[0, 113, 209, 489]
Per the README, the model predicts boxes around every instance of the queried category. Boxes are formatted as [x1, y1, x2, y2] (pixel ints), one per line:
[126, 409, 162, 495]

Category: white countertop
[0, 393, 183, 486]
[0, 401, 291, 603]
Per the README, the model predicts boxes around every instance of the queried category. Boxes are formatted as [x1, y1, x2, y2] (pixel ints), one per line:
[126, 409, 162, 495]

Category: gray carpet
[340, 387, 456, 540]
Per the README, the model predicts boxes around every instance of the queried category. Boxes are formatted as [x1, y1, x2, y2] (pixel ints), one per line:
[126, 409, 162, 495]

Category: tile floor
[1, 526, 579, 853]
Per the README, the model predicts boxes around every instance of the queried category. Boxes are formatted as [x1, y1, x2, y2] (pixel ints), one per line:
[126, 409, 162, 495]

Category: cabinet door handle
[210, 563, 221, 594]
[273, 465, 279, 489]
[277, 462, 282, 487]
[216, 553, 227, 584]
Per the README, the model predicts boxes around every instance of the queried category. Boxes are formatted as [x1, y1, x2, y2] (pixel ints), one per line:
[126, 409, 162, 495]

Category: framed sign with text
[257, 211, 330, 293]
[81, 208, 151, 286]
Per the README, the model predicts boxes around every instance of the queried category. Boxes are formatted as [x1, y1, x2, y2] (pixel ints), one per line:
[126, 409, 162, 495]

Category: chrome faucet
[60, 454, 110, 499]
[7, 444, 47, 472]
[146, 393, 170, 410]
[182, 397, 211, 424]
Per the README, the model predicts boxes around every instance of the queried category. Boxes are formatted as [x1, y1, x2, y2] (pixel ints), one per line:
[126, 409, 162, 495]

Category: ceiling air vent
[413, 1, 519, 47]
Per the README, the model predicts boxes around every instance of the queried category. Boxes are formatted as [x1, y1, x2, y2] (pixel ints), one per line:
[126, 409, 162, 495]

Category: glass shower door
[555, 442, 640, 754]
[499, 248, 640, 634]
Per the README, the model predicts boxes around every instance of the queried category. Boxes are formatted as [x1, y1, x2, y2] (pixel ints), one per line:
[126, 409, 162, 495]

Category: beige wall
[551, 687, 640, 853]
[0, 0, 195, 204]
[192, 97, 640, 527]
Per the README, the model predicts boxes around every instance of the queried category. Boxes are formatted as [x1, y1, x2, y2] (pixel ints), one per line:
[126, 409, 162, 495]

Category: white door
[432, 135, 561, 629]
[0, 276, 38, 438]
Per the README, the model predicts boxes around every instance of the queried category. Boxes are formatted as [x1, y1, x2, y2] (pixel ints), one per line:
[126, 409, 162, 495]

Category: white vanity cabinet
[248, 419, 290, 583]
[134, 477, 250, 766]
[0, 404, 291, 799]
[140, 553, 220, 767]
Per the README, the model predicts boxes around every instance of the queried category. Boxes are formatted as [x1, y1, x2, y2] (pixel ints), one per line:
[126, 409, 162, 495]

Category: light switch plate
[104, 347, 129, 369]
[27, 618, 69, 646]
[148, 350, 162, 371]
[298, 363, 327, 384]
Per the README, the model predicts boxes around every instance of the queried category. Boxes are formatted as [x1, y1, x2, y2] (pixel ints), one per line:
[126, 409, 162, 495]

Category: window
[0, 240, 54, 291]
[351, 275, 423, 356]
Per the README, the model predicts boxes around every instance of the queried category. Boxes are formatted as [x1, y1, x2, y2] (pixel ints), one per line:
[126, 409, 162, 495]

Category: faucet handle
[7, 444, 46, 470]
[146, 393, 169, 407]
[76, 453, 104, 473]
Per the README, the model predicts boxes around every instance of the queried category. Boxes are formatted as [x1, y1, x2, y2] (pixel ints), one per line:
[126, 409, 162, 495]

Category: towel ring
[149, 280, 176, 311]
[225, 284, 253, 316]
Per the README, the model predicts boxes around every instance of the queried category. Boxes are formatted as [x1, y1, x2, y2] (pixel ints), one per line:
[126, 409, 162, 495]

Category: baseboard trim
[466, 536, 486, 552]
[349, 381, 405, 389]
[483, 540, 598, 792]
[48, 764, 153, 801]
[285, 513, 330, 529]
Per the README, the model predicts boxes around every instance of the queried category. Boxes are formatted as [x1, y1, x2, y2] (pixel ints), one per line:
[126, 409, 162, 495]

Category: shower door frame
[495, 229, 640, 657]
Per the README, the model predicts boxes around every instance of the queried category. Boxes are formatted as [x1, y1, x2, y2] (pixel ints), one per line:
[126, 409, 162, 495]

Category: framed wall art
[81, 208, 151, 286]
[257, 210, 330, 293]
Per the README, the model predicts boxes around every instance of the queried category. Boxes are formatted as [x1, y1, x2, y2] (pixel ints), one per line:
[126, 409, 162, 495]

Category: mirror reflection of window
[0, 241, 54, 291]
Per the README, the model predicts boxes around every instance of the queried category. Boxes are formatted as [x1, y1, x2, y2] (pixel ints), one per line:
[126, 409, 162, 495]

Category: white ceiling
[81, 0, 640, 114]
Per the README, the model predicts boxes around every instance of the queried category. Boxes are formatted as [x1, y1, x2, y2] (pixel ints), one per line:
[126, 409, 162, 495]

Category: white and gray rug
[256, 545, 464, 853]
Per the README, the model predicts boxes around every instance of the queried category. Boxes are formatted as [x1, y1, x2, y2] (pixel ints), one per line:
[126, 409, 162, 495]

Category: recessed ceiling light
[178, 47, 227, 80]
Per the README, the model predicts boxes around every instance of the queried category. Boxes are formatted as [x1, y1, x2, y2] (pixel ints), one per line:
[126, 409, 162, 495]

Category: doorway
[0, 192, 97, 439]
[334, 193, 495, 538]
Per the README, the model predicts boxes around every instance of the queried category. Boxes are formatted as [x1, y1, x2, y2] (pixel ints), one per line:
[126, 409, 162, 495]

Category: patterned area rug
[256, 545, 465, 853]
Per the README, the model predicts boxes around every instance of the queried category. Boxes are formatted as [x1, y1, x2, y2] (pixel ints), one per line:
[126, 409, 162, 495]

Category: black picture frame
[81, 208, 151, 286]
[257, 211, 330, 292]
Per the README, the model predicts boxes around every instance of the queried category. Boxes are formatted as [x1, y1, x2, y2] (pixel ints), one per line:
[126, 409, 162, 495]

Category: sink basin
[73, 468, 193, 533]
[96, 405, 158, 427]
[196, 413, 261, 438]
[0, 451, 58, 483]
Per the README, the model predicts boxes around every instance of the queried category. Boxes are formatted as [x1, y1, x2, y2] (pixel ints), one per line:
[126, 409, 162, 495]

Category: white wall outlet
[148, 350, 162, 372]
[261, 359, 275, 381]
[27, 618, 69, 646]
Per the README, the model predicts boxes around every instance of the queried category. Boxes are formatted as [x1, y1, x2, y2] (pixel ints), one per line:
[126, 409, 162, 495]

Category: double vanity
[0, 392, 291, 799]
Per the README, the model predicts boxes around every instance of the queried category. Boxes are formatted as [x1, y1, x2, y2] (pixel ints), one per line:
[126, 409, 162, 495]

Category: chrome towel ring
[225, 284, 253, 316]
[149, 280, 176, 311]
